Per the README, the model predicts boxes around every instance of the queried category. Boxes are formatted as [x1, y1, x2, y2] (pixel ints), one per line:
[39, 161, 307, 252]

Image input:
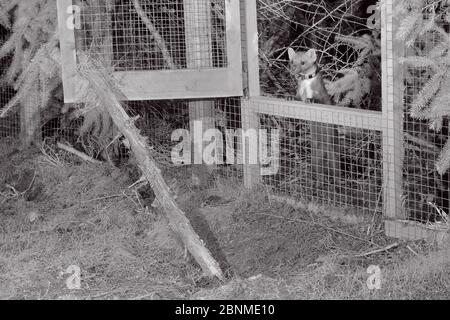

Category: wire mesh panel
[256, 0, 382, 111]
[0, 81, 17, 139]
[75, 0, 227, 71]
[0, 26, 19, 138]
[126, 97, 243, 178]
[31, 96, 244, 188]
[57, 0, 243, 102]
[244, 98, 384, 215]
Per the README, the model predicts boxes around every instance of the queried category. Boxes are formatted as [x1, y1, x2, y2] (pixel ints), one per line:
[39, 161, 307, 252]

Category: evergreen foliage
[0, 0, 60, 119]
[397, 0, 450, 174]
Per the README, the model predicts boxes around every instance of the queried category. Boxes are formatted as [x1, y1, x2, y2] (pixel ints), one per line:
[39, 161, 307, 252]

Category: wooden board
[385, 220, 449, 247]
[246, 96, 384, 131]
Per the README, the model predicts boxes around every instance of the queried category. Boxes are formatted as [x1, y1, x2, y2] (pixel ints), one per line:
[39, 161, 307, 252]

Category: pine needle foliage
[397, 0, 450, 174]
[0, 0, 118, 157]
[0, 0, 61, 119]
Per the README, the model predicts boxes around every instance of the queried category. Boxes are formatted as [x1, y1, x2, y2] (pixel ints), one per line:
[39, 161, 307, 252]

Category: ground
[0, 138, 449, 300]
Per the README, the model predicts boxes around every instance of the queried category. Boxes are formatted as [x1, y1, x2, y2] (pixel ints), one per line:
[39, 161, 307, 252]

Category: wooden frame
[57, 0, 243, 103]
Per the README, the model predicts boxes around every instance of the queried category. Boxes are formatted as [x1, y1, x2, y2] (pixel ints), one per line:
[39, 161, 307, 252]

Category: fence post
[183, 0, 216, 186]
[20, 96, 41, 146]
[382, 0, 405, 220]
[240, 0, 261, 188]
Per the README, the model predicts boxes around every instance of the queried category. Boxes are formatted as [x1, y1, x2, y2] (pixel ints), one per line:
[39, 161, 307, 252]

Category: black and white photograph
[0, 0, 449, 306]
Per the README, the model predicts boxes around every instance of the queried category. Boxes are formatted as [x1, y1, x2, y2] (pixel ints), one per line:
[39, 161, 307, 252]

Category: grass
[0, 139, 449, 300]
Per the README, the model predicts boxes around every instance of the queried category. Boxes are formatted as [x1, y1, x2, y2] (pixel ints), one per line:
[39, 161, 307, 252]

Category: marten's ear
[287, 47, 296, 61]
[306, 49, 317, 61]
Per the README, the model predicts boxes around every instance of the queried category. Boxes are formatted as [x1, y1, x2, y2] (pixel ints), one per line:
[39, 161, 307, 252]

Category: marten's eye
[301, 62, 305, 66]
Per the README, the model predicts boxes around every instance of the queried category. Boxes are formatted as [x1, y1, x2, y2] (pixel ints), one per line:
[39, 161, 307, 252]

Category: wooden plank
[246, 96, 384, 131]
[225, 0, 244, 95]
[385, 220, 449, 247]
[64, 68, 242, 103]
[382, 0, 405, 220]
[243, 0, 260, 97]
[57, 0, 79, 103]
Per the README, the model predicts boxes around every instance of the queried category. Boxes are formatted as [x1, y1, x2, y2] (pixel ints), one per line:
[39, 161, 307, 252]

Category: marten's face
[288, 48, 318, 76]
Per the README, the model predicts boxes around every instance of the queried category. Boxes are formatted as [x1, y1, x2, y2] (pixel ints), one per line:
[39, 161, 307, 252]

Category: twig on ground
[353, 242, 399, 258]
[41, 142, 65, 167]
[57, 142, 103, 164]
[22, 169, 36, 195]
[406, 245, 419, 256]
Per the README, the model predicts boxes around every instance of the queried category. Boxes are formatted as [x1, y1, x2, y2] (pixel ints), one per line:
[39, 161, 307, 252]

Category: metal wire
[0, 26, 19, 139]
[128, 97, 242, 177]
[75, 0, 227, 71]
[245, 100, 384, 215]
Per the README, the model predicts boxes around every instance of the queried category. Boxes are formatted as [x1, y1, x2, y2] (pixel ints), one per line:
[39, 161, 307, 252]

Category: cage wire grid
[242, 99, 384, 215]
[0, 25, 18, 139]
[75, 0, 228, 71]
[256, 0, 382, 112]
[246, 0, 385, 215]
[124, 97, 243, 178]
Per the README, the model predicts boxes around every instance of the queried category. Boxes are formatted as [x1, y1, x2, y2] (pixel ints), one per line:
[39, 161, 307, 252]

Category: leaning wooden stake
[77, 54, 224, 281]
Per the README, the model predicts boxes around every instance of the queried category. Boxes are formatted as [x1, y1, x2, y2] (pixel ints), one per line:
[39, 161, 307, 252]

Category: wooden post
[183, 0, 216, 186]
[57, 0, 79, 103]
[241, 99, 261, 188]
[382, 0, 405, 220]
[241, 0, 261, 188]
[20, 97, 41, 146]
[242, 0, 260, 98]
